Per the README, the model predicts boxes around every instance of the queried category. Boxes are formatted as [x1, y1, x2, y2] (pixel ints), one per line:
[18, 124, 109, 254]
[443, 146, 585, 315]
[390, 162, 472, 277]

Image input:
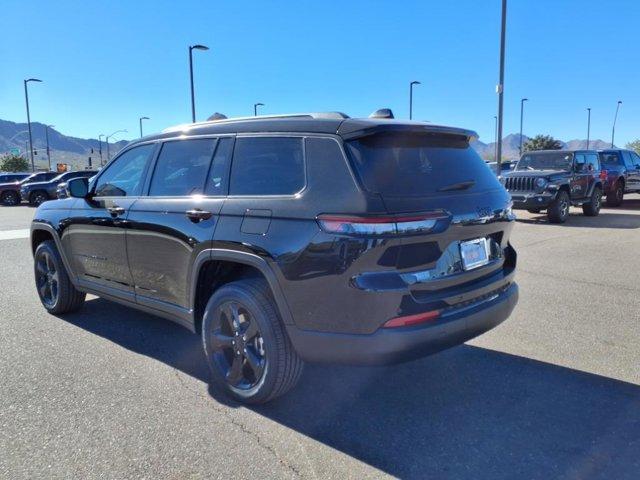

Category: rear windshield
[344, 132, 501, 196]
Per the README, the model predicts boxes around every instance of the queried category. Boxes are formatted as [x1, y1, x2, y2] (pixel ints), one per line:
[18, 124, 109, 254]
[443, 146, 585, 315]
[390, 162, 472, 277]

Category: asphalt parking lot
[1, 200, 639, 479]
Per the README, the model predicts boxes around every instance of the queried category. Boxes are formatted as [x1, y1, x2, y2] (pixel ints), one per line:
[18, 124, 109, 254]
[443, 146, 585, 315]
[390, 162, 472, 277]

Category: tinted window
[94, 144, 154, 197]
[599, 152, 623, 166]
[205, 137, 234, 196]
[149, 139, 216, 196]
[630, 152, 640, 167]
[230, 137, 305, 195]
[346, 132, 501, 196]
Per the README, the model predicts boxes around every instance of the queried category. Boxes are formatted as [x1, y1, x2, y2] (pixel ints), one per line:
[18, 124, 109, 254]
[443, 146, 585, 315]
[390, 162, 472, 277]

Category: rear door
[626, 151, 640, 191]
[61, 143, 156, 297]
[125, 136, 233, 312]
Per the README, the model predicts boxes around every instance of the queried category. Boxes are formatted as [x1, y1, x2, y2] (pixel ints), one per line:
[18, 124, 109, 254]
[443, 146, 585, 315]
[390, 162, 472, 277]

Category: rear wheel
[202, 279, 303, 404]
[606, 182, 624, 207]
[547, 190, 570, 224]
[582, 187, 602, 216]
[1, 190, 19, 206]
[34, 240, 86, 314]
[30, 190, 48, 207]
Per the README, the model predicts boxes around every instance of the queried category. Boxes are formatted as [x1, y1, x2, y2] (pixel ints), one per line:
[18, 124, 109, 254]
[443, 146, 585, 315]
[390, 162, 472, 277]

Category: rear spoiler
[337, 120, 478, 142]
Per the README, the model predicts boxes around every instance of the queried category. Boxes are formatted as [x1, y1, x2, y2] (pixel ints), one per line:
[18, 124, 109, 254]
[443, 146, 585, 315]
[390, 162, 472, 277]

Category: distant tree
[625, 139, 640, 154]
[0, 154, 30, 172]
[522, 135, 562, 152]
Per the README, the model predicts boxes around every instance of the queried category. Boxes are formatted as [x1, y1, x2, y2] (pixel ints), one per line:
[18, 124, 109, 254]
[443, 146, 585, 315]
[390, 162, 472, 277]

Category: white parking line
[0, 229, 30, 241]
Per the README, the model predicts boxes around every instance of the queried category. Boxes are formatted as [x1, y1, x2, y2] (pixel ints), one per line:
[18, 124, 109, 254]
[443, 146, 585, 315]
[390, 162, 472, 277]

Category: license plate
[460, 238, 490, 271]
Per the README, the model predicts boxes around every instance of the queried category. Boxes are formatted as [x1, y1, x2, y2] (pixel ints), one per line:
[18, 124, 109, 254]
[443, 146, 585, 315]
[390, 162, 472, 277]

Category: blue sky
[1, 0, 639, 145]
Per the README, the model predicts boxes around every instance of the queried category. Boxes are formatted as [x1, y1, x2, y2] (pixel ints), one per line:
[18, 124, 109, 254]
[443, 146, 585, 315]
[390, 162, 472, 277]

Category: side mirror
[67, 177, 89, 198]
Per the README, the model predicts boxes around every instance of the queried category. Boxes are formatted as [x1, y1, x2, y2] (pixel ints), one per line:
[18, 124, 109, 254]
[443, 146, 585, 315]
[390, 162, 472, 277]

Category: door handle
[186, 209, 213, 222]
[107, 206, 125, 217]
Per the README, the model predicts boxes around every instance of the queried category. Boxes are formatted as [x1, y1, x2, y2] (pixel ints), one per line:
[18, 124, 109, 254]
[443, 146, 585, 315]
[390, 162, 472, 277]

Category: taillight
[600, 169, 608, 181]
[317, 211, 448, 236]
[383, 310, 441, 328]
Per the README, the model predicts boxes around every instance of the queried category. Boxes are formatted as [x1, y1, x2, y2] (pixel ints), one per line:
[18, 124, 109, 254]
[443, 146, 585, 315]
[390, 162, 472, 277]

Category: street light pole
[45, 124, 54, 171]
[611, 100, 622, 148]
[254, 103, 264, 116]
[409, 81, 420, 120]
[494, 115, 498, 161]
[496, 0, 507, 170]
[519, 97, 528, 156]
[586, 108, 591, 150]
[189, 44, 209, 123]
[105, 129, 127, 162]
[24, 78, 42, 172]
[139, 116, 150, 138]
[98, 134, 104, 166]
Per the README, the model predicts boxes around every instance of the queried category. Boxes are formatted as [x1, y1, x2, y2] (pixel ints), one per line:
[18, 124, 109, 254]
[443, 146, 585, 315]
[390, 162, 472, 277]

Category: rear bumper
[286, 282, 518, 365]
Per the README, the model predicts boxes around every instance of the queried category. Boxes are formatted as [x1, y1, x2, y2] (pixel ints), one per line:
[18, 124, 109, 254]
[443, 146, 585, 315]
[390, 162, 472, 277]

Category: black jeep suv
[30, 113, 518, 403]
[21, 169, 98, 206]
[503, 150, 603, 223]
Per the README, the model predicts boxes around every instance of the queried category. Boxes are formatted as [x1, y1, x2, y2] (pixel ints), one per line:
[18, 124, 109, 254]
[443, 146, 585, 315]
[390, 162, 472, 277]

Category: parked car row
[0, 170, 97, 206]
[501, 149, 640, 223]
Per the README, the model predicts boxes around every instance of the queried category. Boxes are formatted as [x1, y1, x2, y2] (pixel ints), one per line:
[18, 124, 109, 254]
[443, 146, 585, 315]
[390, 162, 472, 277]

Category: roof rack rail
[162, 112, 350, 133]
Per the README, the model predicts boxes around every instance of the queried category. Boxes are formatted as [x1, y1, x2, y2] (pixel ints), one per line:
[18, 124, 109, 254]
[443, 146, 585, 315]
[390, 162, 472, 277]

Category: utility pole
[24, 78, 43, 171]
[611, 100, 622, 148]
[519, 98, 528, 156]
[45, 124, 54, 171]
[409, 81, 421, 120]
[586, 108, 591, 150]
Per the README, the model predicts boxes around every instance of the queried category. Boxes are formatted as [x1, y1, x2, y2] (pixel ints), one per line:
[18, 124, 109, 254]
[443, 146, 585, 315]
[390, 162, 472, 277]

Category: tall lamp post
[519, 97, 528, 156]
[611, 100, 622, 148]
[139, 116, 150, 138]
[105, 129, 127, 162]
[189, 44, 209, 123]
[98, 134, 105, 166]
[45, 124, 54, 171]
[496, 0, 507, 171]
[409, 81, 421, 120]
[586, 108, 591, 150]
[24, 78, 43, 172]
[254, 103, 264, 116]
[494, 115, 498, 162]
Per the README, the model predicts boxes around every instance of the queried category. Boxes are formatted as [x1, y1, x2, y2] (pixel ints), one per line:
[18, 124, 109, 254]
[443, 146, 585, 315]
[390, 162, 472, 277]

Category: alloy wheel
[209, 301, 266, 390]
[36, 251, 59, 307]
[33, 193, 47, 206]
[560, 199, 569, 218]
[2, 192, 18, 206]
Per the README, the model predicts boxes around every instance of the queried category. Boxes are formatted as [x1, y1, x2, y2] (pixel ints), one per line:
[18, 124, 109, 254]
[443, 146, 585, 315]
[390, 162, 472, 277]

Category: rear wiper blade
[437, 180, 476, 192]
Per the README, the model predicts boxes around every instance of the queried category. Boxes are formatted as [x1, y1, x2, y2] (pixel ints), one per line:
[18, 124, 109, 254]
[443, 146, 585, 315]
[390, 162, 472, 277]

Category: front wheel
[34, 240, 86, 314]
[1, 190, 19, 206]
[547, 191, 570, 224]
[202, 279, 304, 404]
[582, 187, 602, 216]
[30, 190, 49, 207]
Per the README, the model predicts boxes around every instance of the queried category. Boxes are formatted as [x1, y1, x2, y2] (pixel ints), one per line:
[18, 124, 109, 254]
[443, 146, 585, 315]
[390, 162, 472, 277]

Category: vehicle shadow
[612, 198, 640, 211]
[61, 298, 640, 479]
[517, 211, 640, 229]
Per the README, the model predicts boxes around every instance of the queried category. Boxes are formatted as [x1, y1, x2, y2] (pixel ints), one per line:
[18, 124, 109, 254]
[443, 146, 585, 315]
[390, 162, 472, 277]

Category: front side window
[586, 153, 599, 171]
[622, 151, 635, 169]
[630, 152, 640, 167]
[229, 137, 305, 196]
[94, 144, 155, 197]
[149, 139, 216, 196]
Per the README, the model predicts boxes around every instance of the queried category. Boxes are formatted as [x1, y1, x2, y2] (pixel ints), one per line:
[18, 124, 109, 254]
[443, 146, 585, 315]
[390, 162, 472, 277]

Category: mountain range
[471, 134, 612, 161]
[0, 119, 614, 170]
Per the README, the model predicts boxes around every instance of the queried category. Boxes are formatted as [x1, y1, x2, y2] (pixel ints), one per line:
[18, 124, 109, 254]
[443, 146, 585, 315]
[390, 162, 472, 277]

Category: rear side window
[345, 132, 501, 196]
[599, 152, 622, 166]
[149, 139, 216, 196]
[229, 137, 305, 195]
[205, 137, 234, 196]
[586, 153, 599, 170]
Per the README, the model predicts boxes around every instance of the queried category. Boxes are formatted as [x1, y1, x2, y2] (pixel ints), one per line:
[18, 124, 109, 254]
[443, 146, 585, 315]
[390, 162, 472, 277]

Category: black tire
[1, 190, 19, 206]
[582, 187, 602, 216]
[34, 240, 86, 314]
[527, 209, 542, 214]
[30, 190, 49, 207]
[605, 181, 624, 207]
[547, 190, 570, 224]
[202, 279, 303, 404]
